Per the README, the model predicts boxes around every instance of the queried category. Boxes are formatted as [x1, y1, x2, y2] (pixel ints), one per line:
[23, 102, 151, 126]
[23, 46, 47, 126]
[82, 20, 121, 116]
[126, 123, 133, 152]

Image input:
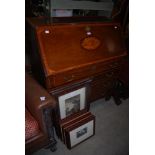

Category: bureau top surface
[29, 18, 127, 76]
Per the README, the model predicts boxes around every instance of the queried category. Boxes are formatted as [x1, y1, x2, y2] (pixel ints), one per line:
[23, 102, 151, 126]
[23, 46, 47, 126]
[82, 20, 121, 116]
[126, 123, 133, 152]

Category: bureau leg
[113, 94, 122, 105]
[105, 88, 121, 105]
[46, 138, 57, 152]
[105, 93, 112, 101]
[112, 80, 128, 105]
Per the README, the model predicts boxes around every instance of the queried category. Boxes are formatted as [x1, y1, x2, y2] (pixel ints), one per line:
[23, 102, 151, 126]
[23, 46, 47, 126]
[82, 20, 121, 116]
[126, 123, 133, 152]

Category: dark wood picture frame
[50, 78, 92, 120]
[64, 114, 95, 149]
[61, 112, 91, 143]
[50, 78, 92, 138]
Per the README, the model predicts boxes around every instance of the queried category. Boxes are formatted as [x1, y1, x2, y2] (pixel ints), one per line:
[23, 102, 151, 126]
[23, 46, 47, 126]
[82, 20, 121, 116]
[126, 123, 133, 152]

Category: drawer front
[90, 79, 114, 102]
[89, 70, 119, 101]
[92, 69, 120, 81]
[53, 60, 122, 87]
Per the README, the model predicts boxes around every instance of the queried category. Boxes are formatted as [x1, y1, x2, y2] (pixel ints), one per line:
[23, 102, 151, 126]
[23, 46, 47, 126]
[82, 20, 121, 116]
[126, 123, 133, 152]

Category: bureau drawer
[92, 69, 120, 81]
[52, 60, 122, 87]
[90, 78, 115, 102]
[90, 70, 119, 102]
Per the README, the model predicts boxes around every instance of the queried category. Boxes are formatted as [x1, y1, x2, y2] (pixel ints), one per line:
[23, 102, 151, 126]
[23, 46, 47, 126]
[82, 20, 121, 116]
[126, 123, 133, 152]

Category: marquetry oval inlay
[81, 36, 101, 50]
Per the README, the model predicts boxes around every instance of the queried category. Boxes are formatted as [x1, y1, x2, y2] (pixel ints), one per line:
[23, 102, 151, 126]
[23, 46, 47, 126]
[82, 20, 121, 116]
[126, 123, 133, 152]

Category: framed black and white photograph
[58, 87, 86, 119]
[61, 112, 91, 142]
[76, 127, 88, 138]
[64, 115, 95, 149]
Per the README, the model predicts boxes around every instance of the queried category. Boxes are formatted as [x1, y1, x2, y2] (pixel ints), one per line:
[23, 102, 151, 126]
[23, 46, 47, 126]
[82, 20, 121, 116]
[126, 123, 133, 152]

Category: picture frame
[61, 112, 91, 142]
[64, 114, 95, 149]
[58, 87, 86, 119]
[50, 78, 92, 138]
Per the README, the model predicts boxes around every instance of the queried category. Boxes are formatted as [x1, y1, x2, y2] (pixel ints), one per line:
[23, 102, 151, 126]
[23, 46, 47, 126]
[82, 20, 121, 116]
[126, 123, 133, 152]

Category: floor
[33, 98, 129, 155]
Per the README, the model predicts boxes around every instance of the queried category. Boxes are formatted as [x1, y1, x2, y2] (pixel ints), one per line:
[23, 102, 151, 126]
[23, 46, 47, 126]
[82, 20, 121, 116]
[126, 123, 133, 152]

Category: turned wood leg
[112, 80, 128, 105]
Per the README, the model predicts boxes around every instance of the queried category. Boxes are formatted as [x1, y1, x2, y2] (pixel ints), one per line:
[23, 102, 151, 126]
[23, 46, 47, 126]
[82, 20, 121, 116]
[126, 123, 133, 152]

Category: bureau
[27, 17, 127, 103]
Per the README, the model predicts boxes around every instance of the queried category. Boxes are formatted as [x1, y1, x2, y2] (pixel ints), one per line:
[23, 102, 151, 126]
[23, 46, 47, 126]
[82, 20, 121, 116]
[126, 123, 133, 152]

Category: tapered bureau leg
[112, 80, 129, 105]
[113, 94, 122, 105]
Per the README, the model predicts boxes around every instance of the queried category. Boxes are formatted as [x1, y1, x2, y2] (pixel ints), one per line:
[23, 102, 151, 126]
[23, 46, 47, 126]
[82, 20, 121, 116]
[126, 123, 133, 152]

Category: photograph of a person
[65, 94, 80, 117]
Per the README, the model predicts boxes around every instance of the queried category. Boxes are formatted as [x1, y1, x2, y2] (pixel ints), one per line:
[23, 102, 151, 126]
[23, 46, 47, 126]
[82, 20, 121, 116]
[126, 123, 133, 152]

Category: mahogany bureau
[27, 17, 127, 104]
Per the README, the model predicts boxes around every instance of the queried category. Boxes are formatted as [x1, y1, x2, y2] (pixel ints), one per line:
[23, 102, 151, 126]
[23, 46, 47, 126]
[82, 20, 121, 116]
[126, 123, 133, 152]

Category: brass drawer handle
[109, 64, 114, 67]
[91, 66, 96, 71]
[114, 62, 118, 65]
[102, 81, 110, 87]
[63, 75, 75, 82]
[102, 83, 107, 87]
[109, 62, 119, 68]
[105, 72, 114, 77]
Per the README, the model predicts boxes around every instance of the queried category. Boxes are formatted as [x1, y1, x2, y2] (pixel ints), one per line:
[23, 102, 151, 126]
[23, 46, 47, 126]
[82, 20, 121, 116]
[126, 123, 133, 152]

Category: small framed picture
[60, 112, 91, 142]
[58, 87, 86, 119]
[64, 114, 95, 149]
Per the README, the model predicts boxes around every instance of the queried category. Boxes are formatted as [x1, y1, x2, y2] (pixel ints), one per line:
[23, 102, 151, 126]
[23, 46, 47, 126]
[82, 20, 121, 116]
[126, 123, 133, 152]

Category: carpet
[33, 98, 129, 155]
